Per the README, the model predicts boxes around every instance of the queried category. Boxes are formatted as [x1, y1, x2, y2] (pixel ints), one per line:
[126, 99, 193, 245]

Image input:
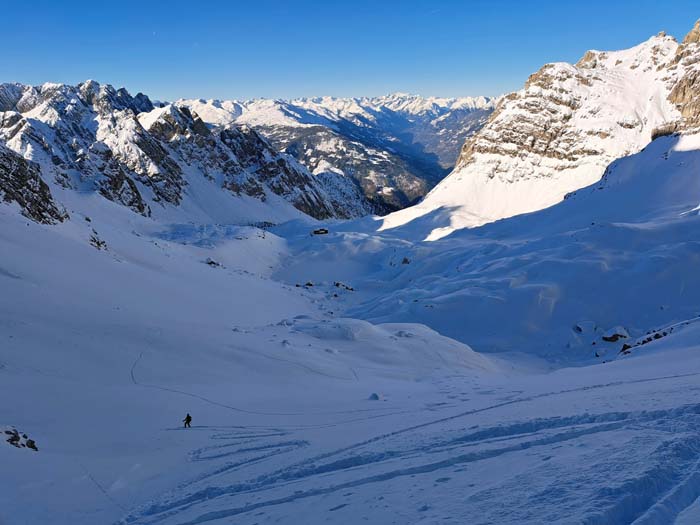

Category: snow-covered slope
[6, 21, 700, 525]
[0, 81, 372, 225]
[0, 181, 493, 524]
[179, 94, 496, 212]
[4, 128, 700, 524]
[383, 21, 700, 239]
[324, 133, 700, 363]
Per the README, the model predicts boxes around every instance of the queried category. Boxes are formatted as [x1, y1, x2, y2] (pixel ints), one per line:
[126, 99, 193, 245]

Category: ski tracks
[119, 371, 700, 524]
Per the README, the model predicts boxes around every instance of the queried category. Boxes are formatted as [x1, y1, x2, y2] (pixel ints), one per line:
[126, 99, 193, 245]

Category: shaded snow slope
[277, 133, 700, 364]
[0, 193, 490, 524]
[118, 345, 700, 525]
[3, 130, 700, 524]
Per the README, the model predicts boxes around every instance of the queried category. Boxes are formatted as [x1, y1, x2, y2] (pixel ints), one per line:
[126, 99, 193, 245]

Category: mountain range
[5, 20, 700, 233]
[0, 81, 373, 225]
[179, 93, 497, 212]
[0, 86, 495, 224]
[5, 19, 700, 525]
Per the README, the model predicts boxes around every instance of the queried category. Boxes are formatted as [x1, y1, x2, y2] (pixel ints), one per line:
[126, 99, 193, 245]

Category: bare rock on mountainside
[383, 20, 700, 238]
[4, 428, 38, 451]
[668, 21, 700, 131]
[97, 165, 151, 217]
[0, 81, 373, 224]
[681, 18, 700, 45]
[89, 229, 107, 250]
[454, 37, 679, 174]
[0, 144, 66, 223]
[602, 326, 629, 343]
[178, 94, 497, 213]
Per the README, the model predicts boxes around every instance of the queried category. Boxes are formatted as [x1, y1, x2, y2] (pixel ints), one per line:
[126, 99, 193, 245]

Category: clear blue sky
[4, 0, 699, 101]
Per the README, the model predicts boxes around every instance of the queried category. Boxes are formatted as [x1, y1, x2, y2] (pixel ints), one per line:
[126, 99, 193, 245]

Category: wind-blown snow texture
[4, 22, 700, 525]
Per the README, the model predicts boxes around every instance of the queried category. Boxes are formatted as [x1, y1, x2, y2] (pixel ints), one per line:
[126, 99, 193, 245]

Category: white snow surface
[3, 129, 700, 525]
[381, 34, 692, 239]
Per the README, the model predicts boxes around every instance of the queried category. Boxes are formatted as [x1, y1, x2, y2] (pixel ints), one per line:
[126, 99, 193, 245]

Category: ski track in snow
[119, 371, 700, 525]
[81, 465, 128, 513]
[130, 352, 401, 421]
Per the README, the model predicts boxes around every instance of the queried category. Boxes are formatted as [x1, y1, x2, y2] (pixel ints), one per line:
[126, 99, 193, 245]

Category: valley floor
[3, 135, 700, 525]
[5, 331, 700, 525]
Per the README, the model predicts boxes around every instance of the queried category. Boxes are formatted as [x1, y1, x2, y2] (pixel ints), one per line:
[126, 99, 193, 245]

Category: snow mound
[291, 318, 496, 373]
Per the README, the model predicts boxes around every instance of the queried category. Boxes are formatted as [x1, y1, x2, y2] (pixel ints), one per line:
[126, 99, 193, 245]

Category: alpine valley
[3, 18, 700, 525]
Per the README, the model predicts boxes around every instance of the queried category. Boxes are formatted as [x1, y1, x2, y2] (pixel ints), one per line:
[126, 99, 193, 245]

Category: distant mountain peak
[178, 93, 496, 212]
[0, 81, 373, 224]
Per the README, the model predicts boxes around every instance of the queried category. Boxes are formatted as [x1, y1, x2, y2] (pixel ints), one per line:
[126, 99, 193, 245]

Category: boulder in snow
[602, 326, 629, 342]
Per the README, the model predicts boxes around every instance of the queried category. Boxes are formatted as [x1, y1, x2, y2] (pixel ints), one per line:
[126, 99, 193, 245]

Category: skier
[183, 413, 192, 428]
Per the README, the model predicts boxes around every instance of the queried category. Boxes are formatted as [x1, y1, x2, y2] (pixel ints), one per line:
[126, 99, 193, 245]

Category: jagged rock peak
[0, 80, 374, 223]
[138, 104, 210, 139]
[383, 23, 696, 238]
[0, 80, 155, 117]
[682, 19, 700, 45]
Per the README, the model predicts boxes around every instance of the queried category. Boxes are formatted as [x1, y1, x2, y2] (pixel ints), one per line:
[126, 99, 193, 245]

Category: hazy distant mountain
[179, 94, 497, 213]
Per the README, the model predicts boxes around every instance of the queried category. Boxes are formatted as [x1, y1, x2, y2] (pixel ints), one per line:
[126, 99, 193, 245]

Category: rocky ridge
[179, 94, 496, 213]
[382, 21, 700, 239]
[0, 81, 372, 224]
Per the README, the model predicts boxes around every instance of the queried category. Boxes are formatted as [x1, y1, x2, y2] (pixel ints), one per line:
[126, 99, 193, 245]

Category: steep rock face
[681, 19, 700, 45]
[383, 23, 700, 239]
[138, 105, 369, 219]
[0, 81, 369, 223]
[179, 94, 496, 213]
[0, 143, 65, 223]
[667, 21, 700, 131]
[271, 125, 427, 214]
[213, 124, 339, 219]
[0, 81, 173, 214]
[454, 34, 679, 176]
[311, 160, 376, 218]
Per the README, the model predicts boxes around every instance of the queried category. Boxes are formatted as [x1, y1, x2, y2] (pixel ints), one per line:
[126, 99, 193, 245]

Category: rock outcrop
[3, 428, 38, 451]
[382, 21, 700, 239]
[179, 94, 496, 213]
[667, 20, 700, 131]
[0, 81, 372, 222]
[0, 143, 65, 223]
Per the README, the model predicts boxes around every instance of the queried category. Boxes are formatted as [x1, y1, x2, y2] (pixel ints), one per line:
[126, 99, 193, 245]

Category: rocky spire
[682, 19, 700, 45]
